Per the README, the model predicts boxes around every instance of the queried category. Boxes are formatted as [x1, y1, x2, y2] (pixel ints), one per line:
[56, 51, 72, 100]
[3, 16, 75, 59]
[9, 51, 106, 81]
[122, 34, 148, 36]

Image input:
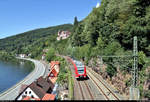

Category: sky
[0, 0, 101, 39]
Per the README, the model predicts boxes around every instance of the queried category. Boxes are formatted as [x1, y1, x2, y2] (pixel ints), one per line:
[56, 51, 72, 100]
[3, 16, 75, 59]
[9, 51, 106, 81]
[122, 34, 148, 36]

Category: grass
[68, 69, 74, 100]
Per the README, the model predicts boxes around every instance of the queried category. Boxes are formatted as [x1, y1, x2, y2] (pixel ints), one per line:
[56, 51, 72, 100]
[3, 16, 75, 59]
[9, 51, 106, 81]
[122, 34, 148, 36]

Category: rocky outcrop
[88, 58, 131, 98]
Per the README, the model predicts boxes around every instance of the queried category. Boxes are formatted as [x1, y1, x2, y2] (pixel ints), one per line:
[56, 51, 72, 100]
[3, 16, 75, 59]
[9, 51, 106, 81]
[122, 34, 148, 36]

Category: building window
[31, 95, 34, 98]
[22, 95, 27, 99]
[25, 91, 27, 94]
[29, 91, 31, 94]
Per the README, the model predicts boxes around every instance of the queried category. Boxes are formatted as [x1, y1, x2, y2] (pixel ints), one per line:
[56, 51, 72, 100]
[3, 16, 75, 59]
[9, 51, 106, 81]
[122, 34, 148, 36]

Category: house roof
[50, 61, 60, 68]
[49, 77, 58, 84]
[42, 94, 56, 100]
[36, 76, 54, 92]
[29, 82, 46, 99]
[19, 84, 28, 94]
[50, 68, 58, 77]
[16, 76, 55, 100]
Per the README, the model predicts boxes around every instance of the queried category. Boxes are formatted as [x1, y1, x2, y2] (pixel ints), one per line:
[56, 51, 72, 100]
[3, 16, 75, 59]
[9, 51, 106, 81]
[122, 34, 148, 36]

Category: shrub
[45, 47, 55, 62]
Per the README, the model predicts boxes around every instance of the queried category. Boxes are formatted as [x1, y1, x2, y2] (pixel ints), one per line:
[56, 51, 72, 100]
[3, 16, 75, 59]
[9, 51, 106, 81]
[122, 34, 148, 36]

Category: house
[16, 76, 55, 100]
[50, 61, 60, 74]
[42, 54, 46, 60]
[22, 93, 56, 100]
[57, 30, 71, 41]
[48, 61, 60, 84]
[43, 49, 49, 53]
[19, 54, 26, 58]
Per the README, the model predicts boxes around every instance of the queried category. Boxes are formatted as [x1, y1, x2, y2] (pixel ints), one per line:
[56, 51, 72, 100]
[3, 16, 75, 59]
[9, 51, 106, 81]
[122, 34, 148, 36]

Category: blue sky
[0, 0, 100, 39]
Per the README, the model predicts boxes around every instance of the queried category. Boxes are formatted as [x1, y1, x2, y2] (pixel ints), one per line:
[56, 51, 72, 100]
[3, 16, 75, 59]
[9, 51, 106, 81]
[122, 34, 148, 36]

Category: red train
[68, 57, 87, 79]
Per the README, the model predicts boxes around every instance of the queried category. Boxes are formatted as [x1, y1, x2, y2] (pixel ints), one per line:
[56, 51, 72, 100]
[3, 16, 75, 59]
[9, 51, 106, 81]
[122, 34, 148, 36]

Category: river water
[0, 59, 34, 93]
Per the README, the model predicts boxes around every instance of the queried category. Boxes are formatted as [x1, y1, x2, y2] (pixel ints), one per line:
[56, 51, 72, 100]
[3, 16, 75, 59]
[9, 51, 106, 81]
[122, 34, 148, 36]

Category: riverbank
[0, 58, 46, 100]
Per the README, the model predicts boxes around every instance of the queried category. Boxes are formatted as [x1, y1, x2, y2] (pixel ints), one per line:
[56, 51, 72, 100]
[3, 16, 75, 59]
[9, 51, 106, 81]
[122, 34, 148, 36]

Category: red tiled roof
[42, 94, 56, 100]
[50, 61, 60, 68]
[48, 68, 58, 77]
[49, 77, 58, 84]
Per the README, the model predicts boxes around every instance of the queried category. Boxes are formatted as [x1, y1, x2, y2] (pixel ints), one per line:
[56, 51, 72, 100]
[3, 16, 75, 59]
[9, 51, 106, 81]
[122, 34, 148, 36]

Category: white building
[57, 30, 71, 41]
[19, 54, 26, 58]
[42, 54, 46, 60]
[16, 77, 54, 100]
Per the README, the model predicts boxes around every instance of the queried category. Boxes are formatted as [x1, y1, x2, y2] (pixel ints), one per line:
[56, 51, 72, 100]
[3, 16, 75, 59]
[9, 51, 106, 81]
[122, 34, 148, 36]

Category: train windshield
[76, 62, 84, 67]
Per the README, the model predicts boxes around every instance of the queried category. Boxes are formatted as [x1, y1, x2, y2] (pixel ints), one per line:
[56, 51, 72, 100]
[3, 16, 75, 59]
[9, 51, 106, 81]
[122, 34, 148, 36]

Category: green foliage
[125, 78, 132, 87]
[138, 51, 147, 70]
[144, 90, 150, 99]
[56, 57, 68, 85]
[0, 24, 73, 54]
[73, 16, 79, 28]
[138, 84, 144, 98]
[0, 0, 150, 99]
[106, 64, 117, 77]
[45, 47, 55, 62]
[0, 51, 16, 62]
[68, 70, 74, 100]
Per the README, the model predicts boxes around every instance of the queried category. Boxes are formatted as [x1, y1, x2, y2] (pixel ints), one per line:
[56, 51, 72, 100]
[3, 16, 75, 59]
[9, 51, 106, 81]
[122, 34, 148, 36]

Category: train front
[74, 61, 87, 79]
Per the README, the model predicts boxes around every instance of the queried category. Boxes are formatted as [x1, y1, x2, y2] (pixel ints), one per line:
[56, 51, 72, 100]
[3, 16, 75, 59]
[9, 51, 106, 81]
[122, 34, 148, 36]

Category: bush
[45, 47, 55, 62]
[144, 90, 150, 99]
[106, 64, 117, 77]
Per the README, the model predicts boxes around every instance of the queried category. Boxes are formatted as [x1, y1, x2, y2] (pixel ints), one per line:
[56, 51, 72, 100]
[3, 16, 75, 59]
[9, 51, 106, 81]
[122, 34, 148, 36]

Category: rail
[87, 69, 120, 100]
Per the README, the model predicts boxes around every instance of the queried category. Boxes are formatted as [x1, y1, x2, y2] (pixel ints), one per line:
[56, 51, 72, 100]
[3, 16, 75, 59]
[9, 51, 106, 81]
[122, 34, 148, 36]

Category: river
[0, 59, 34, 93]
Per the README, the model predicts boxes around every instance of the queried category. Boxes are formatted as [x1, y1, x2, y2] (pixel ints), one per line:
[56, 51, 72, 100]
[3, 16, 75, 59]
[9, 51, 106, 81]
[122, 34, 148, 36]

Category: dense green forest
[45, 0, 150, 99]
[0, 0, 150, 99]
[0, 24, 73, 54]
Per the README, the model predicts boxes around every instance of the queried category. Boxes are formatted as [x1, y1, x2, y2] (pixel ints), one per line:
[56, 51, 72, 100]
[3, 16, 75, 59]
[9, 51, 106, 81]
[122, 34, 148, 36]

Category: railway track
[77, 81, 85, 100]
[64, 56, 94, 100]
[76, 80, 94, 100]
[83, 81, 94, 100]
[64, 56, 112, 100]
[87, 69, 120, 100]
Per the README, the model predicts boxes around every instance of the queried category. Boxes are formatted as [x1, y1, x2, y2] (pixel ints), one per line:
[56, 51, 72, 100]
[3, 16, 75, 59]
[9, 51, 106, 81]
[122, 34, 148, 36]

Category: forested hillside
[71, 0, 150, 56]
[0, 24, 73, 54]
[55, 0, 150, 99]
[0, 0, 150, 99]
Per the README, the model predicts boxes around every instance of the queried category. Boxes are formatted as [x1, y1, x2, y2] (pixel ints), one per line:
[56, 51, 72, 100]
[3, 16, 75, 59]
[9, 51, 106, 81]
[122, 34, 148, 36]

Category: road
[40, 60, 50, 78]
[0, 58, 46, 100]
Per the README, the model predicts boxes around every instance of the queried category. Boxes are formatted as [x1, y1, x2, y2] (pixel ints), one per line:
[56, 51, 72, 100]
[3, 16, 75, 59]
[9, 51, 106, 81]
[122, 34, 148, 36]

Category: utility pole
[130, 36, 140, 100]
[133, 36, 138, 87]
[99, 56, 103, 73]
[97, 36, 140, 100]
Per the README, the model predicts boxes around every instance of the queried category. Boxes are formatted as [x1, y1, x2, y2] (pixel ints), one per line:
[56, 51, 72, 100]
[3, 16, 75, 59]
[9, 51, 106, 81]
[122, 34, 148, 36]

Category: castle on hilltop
[57, 30, 71, 41]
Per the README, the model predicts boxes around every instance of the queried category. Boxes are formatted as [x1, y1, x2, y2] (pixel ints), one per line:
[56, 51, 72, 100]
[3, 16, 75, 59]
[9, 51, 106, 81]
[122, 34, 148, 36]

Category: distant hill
[0, 24, 73, 53]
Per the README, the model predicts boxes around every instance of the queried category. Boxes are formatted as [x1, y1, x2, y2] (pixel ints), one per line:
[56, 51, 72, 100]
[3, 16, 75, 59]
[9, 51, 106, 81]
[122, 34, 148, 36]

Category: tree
[45, 47, 55, 62]
[74, 16, 79, 27]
